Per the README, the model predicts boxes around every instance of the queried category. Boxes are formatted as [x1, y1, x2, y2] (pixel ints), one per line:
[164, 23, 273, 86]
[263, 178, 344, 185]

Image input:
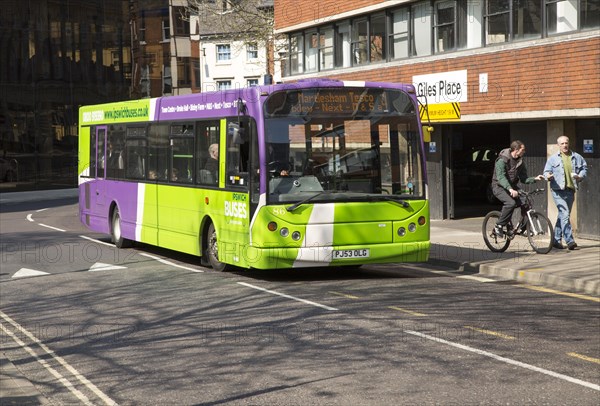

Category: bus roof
[79, 79, 416, 125]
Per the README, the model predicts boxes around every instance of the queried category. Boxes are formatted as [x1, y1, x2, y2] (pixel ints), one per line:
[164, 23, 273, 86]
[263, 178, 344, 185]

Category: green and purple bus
[78, 79, 430, 270]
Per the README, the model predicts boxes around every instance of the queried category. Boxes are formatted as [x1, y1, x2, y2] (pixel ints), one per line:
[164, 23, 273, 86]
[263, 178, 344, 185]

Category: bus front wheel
[207, 223, 229, 271]
[111, 207, 132, 248]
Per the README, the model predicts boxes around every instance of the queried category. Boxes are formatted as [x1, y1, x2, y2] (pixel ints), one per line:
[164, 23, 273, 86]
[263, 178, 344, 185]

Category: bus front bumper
[242, 241, 430, 270]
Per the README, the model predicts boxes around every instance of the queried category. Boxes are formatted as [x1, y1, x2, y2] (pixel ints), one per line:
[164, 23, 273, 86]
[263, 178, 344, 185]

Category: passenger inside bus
[205, 144, 219, 175]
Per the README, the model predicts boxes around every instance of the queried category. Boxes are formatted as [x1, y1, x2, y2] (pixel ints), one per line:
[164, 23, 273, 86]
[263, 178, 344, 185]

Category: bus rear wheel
[111, 207, 132, 248]
[206, 223, 229, 271]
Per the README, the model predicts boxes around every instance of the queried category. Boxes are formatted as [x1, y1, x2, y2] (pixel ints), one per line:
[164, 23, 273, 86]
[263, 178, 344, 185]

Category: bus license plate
[333, 249, 370, 259]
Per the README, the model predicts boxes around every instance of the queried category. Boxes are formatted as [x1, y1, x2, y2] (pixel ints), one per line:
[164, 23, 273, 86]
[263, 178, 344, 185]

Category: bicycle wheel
[527, 212, 553, 254]
[482, 211, 511, 253]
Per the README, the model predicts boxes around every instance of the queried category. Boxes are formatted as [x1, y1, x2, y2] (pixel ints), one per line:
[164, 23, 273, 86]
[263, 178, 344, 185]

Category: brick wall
[275, 0, 389, 30]
[302, 37, 599, 116]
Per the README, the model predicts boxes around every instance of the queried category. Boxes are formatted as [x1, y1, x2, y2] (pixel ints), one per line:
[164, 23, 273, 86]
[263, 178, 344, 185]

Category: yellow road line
[328, 291, 360, 300]
[464, 325, 516, 340]
[521, 285, 600, 303]
[567, 352, 600, 365]
[519, 268, 545, 275]
[388, 306, 427, 317]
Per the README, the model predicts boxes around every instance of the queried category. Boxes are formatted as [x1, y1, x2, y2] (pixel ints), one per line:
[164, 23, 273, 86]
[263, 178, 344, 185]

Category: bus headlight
[291, 231, 301, 241]
[408, 223, 417, 232]
[397, 227, 406, 237]
[280, 227, 289, 237]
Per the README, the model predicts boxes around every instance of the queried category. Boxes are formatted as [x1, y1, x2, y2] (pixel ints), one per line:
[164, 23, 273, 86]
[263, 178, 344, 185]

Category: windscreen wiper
[371, 195, 410, 207]
[286, 191, 327, 212]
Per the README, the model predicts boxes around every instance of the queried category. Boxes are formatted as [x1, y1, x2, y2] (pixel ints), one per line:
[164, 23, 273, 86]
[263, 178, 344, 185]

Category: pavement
[429, 217, 600, 296]
[1, 188, 599, 404]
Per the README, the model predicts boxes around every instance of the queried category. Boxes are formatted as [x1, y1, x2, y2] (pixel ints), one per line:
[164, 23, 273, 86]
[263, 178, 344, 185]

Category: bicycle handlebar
[518, 188, 545, 196]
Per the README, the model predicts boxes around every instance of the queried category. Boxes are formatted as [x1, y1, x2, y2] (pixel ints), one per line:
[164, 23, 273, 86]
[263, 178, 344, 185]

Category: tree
[186, 0, 284, 77]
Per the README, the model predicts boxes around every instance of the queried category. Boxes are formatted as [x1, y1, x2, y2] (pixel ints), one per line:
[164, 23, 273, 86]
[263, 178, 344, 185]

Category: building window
[247, 43, 258, 60]
[305, 31, 318, 72]
[485, 1, 511, 44]
[162, 19, 170, 41]
[173, 6, 190, 36]
[581, 0, 600, 29]
[217, 44, 231, 62]
[319, 27, 334, 70]
[370, 14, 386, 62]
[141, 65, 150, 98]
[389, 8, 409, 60]
[177, 57, 191, 87]
[289, 33, 304, 74]
[140, 12, 146, 43]
[513, 0, 542, 40]
[351, 19, 369, 65]
[282, 0, 598, 77]
[112, 51, 120, 69]
[217, 80, 231, 90]
[247, 78, 259, 87]
[412, 1, 432, 56]
[163, 65, 172, 94]
[434, 1, 456, 52]
[546, 0, 578, 35]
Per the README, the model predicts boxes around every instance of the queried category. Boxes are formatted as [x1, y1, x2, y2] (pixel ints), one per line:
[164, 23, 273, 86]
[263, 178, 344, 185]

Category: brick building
[274, 0, 600, 238]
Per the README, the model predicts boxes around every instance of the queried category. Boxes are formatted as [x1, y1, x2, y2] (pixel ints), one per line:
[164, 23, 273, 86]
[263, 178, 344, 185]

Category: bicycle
[482, 189, 553, 254]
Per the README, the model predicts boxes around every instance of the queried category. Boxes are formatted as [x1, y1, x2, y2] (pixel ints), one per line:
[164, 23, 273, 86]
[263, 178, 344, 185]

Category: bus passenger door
[93, 126, 107, 208]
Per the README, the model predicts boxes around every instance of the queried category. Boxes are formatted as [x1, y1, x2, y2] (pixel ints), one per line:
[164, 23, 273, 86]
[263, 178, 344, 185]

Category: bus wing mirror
[228, 122, 247, 144]
[422, 126, 434, 143]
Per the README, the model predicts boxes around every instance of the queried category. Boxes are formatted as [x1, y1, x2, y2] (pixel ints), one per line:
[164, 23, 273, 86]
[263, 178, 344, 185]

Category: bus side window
[97, 132, 105, 178]
[125, 138, 146, 180]
[170, 137, 193, 184]
[89, 128, 97, 178]
[107, 125, 126, 179]
[196, 120, 220, 186]
[148, 124, 169, 181]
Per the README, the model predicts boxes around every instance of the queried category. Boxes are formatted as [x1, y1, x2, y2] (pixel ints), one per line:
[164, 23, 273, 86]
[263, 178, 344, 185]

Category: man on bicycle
[492, 140, 544, 236]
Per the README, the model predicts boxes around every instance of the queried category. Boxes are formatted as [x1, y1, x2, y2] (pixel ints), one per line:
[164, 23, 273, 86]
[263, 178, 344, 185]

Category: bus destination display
[266, 88, 412, 117]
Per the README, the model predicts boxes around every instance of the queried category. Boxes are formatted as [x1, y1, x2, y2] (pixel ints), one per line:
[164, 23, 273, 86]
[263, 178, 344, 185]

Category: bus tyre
[207, 223, 229, 272]
[111, 207, 132, 248]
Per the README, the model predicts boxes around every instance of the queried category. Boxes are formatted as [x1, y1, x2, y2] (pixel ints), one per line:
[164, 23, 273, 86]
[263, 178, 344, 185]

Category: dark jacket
[492, 148, 534, 190]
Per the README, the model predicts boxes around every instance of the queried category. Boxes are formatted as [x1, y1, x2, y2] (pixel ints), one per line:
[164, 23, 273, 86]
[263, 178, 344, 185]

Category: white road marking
[12, 268, 50, 278]
[456, 275, 497, 282]
[36, 208, 49, 212]
[79, 235, 115, 247]
[238, 282, 338, 311]
[424, 269, 497, 282]
[39, 223, 66, 232]
[0, 322, 94, 406]
[139, 253, 204, 273]
[0, 311, 118, 405]
[89, 262, 127, 272]
[405, 330, 600, 391]
[26, 214, 34, 222]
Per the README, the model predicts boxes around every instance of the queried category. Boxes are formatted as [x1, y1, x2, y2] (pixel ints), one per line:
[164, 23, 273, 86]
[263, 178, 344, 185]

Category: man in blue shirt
[543, 136, 588, 250]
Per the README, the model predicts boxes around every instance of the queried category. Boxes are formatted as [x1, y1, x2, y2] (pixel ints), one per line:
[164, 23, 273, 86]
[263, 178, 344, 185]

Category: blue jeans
[551, 188, 575, 244]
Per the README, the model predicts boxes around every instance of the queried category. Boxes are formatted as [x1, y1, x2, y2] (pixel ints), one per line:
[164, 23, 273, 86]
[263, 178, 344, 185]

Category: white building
[198, 38, 281, 91]
[190, 1, 282, 92]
